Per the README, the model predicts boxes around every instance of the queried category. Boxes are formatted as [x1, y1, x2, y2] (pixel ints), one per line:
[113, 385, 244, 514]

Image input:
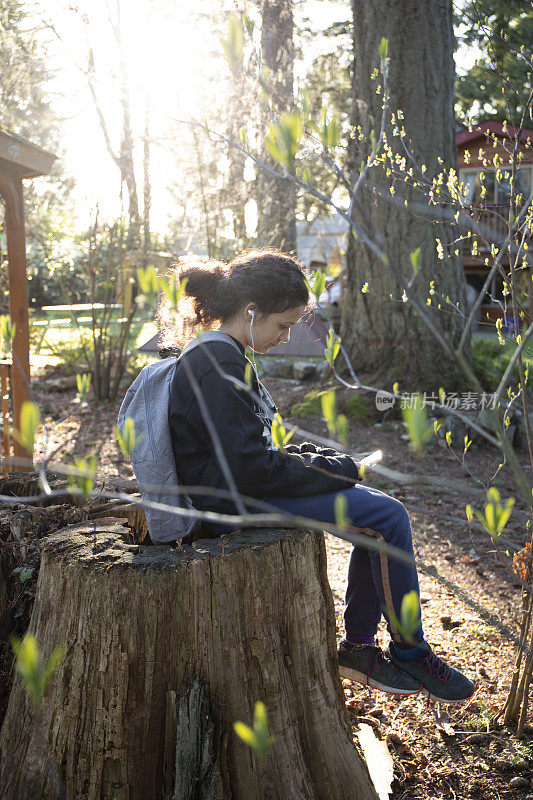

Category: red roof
[456, 120, 533, 147]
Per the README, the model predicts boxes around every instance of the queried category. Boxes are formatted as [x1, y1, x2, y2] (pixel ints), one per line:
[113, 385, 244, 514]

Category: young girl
[164, 248, 474, 704]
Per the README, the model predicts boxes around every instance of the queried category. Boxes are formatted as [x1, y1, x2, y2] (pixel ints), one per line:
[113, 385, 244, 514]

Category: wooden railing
[470, 203, 532, 248]
[0, 361, 11, 473]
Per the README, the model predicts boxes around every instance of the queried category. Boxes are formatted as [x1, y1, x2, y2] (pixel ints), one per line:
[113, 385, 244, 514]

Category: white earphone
[247, 308, 259, 374]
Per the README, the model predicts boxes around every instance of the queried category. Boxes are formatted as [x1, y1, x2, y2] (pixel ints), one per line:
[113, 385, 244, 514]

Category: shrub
[343, 393, 372, 422]
[472, 338, 522, 392]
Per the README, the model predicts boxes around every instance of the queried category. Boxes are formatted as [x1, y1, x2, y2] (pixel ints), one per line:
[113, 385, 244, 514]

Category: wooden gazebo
[0, 128, 56, 469]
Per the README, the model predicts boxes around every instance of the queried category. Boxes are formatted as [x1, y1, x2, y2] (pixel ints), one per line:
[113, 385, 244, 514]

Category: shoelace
[418, 650, 451, 683]
[366, 646, 387, 683]
[341, 642, 385, 685]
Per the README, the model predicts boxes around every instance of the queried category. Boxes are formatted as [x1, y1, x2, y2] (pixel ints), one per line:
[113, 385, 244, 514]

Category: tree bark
[142, 97, 151, 262]
[0, 522, 378, 800]
[343, 0, 469, 389]
[257, 0, 297, 253]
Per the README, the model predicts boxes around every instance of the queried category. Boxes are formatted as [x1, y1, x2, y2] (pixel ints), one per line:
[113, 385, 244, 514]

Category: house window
[460, 166, 532, 206]
[495, 166, 532, 205]
[460, 169, 496, 204]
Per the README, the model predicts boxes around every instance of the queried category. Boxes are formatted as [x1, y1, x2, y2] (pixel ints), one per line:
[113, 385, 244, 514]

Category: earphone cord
[248, 317, 266, 403]
[249, 317, 259, 378]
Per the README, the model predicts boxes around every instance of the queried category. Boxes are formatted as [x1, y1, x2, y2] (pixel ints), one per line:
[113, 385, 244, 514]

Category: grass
[29, 317, 158, 371]
[465, 699, 497, 731]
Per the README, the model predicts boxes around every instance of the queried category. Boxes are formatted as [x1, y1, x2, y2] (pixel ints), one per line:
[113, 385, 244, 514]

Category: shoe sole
[339, 664, 422, 696]
[419, 684, 477, 704]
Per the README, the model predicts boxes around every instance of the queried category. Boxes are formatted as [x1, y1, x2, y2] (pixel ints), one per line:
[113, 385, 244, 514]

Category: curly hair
[157, 248, 309, 348]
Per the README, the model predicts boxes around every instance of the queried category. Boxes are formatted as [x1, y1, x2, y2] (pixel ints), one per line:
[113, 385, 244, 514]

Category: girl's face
[247, 304, 307, 353]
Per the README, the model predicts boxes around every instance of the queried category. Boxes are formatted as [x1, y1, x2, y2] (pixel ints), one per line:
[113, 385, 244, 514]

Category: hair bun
[180, 263, 229, 326]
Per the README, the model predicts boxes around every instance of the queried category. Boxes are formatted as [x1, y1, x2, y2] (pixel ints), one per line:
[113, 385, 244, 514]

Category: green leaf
[254, 700, 268, 732]
[221, 15, 244, 71]
[305, 269, 326, 303]
[263, 112, 303, 170]
[410, 247, 422, 273]
[271, 412, 294, 451]
[334, 493, 350, 528]
[336, 414, 349, 446]
[0, 315, 16, 353]
[386, 591, 421, 646]
[239, 126, 248, 148]
[473, 487, 515, 541]
[158, 275, 187, 310]
[10, 634, 65, 708]
[324, 327, 340, 367]
[13, 401, 41, 458]
[233, 722, 258, 749]
[234, 701, 274, 758]
[137, 266, 160, 306]
[378, 37, 389, 61]
[401, 394, 432, 456]
[68, 454, 98, 499]
[244, 362, 253, 390]
[12, 566, 34, 584]
[319, 107, 340, 150]
[321, 389, 337, 434]
[76, 373, 91, 403]
[114, 418, 139, 459]
[300, 89, 311, 120]
[302, 166, 312, 187]
[399, 591, 421, 644]
[242, 12, 254, 37]
[137, 265, 159, 295]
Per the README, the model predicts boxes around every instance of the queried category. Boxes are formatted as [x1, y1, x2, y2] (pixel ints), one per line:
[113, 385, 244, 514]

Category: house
[296, 122, 533, 330]
[456, 121, 533, 327]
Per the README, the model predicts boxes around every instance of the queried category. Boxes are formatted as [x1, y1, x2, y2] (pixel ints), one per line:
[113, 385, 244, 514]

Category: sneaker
[386, 641, 476, 704]
[338, 641, 422, 696]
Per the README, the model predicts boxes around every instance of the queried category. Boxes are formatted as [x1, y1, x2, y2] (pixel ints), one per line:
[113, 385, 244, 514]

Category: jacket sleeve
[180, 360, 360, 498]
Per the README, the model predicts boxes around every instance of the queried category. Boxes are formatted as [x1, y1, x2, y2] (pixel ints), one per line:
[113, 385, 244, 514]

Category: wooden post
[0, 523, 379, 800]
[0, 362, 11, 472]
[0, 165, 31, 471]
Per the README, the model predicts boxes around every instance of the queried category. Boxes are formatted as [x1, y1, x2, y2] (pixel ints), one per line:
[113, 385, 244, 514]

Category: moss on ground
[291, 386, 338, 418]
[342, 393, 372, 422]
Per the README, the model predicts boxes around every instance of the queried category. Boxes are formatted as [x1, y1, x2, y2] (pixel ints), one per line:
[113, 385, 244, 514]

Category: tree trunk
[0, 522, 378, 800]
[226, 104, 248, 247]
[142, 97, 152, 262]
[257, 0, 297, 253]
[342, 0, 469, 389]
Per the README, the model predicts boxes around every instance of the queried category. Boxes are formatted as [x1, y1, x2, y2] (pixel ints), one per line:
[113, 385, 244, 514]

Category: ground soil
[3, 367, 533, 800]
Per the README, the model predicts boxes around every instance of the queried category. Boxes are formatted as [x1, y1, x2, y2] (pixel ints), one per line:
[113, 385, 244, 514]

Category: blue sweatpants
[208, 484, 423, 644]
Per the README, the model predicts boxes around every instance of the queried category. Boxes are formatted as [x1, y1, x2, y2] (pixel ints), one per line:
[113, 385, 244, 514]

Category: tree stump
[0, 522, 378, 800]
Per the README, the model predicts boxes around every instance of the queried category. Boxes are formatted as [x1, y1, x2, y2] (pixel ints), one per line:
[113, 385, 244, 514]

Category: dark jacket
[169, 336, 360, 518]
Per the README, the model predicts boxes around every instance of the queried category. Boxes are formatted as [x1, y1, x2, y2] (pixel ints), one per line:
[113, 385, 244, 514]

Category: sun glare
[37, 0, 228, 229]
